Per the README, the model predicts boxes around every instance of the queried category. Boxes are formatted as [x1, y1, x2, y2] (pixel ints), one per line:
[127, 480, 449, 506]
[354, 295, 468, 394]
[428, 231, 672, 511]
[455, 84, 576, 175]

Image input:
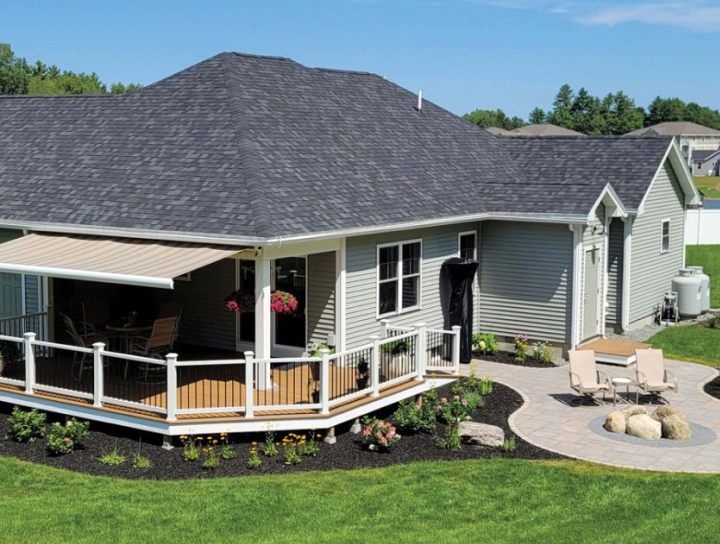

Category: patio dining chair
[60, 313, 109, 382]
[568, 350, 614, 406]
[126, 316, 179, 381]
[635, 349, 678, 404]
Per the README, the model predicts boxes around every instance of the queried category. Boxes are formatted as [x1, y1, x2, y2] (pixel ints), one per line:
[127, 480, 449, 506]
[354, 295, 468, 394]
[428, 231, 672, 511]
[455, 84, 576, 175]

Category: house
[485, 126, 514, 136]
[509, 123, 584, 137]
[626, 121, 720, 167]
[690, 148, 720, 177]
[0, 52, 700, 437]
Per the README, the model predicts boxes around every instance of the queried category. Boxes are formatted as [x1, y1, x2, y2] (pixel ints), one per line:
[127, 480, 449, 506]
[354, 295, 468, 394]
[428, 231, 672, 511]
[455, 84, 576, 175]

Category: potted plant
[356, 357, 369, 390]
[224, 290, 299, 314]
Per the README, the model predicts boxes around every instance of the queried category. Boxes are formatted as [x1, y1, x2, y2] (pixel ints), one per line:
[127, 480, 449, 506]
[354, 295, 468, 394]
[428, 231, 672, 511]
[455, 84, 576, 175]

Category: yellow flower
[316, 434, 322, 438]
[251, 441, 257, 446]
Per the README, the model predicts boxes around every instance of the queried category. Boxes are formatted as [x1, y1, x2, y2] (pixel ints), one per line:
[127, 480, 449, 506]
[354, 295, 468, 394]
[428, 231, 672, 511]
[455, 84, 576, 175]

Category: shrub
[132, 453, 152, 469]
[472, 333, 498, 355]
[6, 407, 46, 442]
[708, 314, 720, 330]
[437, 395, 473, 424]
[514, 334, 529, 363]
[532, 341, 554, 365]
[502, 437, 517, 452]
[464, 391, 484, 412]
[361, 417, 401, 451]
[99, 448, 126, 466]
[392, 398, 437, 434]
[46, 419, 89, 456]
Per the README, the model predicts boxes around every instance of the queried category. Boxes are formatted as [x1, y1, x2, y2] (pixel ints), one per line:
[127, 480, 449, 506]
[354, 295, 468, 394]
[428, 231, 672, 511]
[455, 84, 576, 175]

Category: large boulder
[603, 411, 626, 434]
[621, 406, 648, 420]
[661, 415, 693, 440]
[459, 421, 504, 447]
[652, 406, 685, 422]
[626, 414, 662, 440]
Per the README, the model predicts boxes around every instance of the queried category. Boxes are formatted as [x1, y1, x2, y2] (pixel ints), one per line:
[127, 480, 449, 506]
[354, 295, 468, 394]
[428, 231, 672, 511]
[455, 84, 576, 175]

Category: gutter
[0, 211, 590, 247]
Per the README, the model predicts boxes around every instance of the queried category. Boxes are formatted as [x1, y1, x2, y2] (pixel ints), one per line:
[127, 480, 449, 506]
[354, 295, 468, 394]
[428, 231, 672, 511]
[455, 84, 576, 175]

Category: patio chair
[158, 302, 183, 349]
[635, 349, 678, 404]
[60, 313, 109, 382]
[126, 316, 179, 381]
[568, 350, 613, 406]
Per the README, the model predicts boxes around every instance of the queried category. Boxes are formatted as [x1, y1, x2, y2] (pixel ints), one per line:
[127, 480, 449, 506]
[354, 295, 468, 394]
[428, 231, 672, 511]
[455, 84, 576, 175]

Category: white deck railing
[0, 321, 461, 422]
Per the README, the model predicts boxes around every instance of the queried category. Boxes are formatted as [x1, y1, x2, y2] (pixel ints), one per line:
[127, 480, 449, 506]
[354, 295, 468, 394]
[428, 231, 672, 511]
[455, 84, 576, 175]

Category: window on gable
[377, 241, 421, 317]
[661, 220, 670, 253]
[458, 232, 477, 261]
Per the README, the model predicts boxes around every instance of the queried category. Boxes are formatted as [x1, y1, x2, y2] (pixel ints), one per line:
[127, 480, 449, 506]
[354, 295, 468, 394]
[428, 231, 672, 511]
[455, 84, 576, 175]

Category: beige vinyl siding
[629, 160, 686, 324]
[606, 218, 624, 329]
[307, 251, 335, 346]
[478, 221, 573, 344]
[164, 258, 237, 350]
[345, 223, 479, 349]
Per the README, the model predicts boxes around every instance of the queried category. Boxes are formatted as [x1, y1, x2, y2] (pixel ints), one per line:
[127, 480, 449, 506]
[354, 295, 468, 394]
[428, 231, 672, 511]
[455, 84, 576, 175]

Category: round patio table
[611, 376, 638, 406]
[106, 322, 153, 352]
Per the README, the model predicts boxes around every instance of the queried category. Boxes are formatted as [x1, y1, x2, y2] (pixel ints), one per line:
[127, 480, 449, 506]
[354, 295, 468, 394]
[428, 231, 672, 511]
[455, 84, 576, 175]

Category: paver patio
[468, 359, 720, 472]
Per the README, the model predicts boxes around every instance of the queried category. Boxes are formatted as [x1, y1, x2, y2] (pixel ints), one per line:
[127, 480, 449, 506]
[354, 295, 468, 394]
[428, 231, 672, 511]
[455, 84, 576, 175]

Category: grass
[686, 245, 720, 307]
[649, 326, 720, 366]
[1, 457, 720, 543]
[694, 176, 720, 199]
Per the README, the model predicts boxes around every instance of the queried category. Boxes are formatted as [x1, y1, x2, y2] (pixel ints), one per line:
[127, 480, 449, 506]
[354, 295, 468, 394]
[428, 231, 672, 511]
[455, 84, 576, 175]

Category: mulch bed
[473, 350, 557, 368]
[703, 376, 720, 400]
[0, 382, 565, 480]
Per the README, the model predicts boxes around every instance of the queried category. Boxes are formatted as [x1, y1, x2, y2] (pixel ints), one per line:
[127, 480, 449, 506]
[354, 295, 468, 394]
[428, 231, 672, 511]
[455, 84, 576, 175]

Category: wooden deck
[578, 338, 651, 366]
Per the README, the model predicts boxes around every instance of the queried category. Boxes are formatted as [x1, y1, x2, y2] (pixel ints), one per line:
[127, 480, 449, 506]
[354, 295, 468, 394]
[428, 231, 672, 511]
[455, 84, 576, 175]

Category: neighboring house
[485, 126, 514, 136]
[510, 124, 584, 137]
[0, 52, 700, 436]
[690, 148, 720, 176]
[626, 121, 720, 167]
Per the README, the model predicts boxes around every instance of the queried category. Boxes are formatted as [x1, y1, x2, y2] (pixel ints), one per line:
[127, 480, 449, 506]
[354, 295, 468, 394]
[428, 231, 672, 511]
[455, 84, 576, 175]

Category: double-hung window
[661, 219, 670, 253]
[377, 240, 421, 317]
[458, 231, 477, 260]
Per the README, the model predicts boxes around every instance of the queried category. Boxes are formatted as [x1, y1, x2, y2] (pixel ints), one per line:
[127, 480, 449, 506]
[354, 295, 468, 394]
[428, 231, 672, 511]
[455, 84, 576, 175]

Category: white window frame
[376, 239, 422, 319]
[458, 231, 477, 260]
[660, 219, 671, 254]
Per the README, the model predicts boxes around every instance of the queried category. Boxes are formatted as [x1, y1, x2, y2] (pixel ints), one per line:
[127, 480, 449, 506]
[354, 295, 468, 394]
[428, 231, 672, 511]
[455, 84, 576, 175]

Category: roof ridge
[0, 93, 115, 100]
[217, 54, 274, 239]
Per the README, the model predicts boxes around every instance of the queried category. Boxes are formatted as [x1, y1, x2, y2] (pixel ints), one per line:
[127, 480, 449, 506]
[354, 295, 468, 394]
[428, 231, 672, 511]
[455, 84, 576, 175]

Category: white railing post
[92, 342, 105, 408]
[380, 319, 390, 338]
[166, 353, 178, 422]
[415, 323, 426, 381]
[244, 351, 255, 418]
[451, 325, 461, 374]
[23, 332, 36, 394]
[319, 349, 330, 415]
[370, 335, 381, 397]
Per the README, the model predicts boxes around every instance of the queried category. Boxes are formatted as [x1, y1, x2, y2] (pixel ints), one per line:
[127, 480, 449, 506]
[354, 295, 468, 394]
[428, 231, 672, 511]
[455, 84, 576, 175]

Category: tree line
[464, 84, 720, 135]
[0, 43, 141, 95]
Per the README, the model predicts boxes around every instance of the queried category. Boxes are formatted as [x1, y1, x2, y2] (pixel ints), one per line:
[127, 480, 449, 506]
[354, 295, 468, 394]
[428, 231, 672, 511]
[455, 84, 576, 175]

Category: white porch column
[621, 217, 633, 333]
[334, 238, 347, 353]
[255, 254, 272, 389]
[570, 224, 583, 350]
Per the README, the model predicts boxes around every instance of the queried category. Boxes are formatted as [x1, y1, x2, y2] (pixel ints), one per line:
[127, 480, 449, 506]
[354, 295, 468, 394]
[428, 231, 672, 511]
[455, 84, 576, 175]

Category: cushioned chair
[568, 350, 613, 406]
[635, 349, 678, 404]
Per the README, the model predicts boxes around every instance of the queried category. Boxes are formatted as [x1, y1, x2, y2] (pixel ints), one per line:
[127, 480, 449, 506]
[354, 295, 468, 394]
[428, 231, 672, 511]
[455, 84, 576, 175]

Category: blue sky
[3, 0, 720, 118]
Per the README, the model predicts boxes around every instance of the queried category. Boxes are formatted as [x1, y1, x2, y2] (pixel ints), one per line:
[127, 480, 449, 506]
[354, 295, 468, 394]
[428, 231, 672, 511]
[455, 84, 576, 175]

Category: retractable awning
[0, 234, 243, 289]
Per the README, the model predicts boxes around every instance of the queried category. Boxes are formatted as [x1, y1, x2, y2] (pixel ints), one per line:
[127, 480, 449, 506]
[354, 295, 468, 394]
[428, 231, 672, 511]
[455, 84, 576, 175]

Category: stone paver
[466, 359, 720, 472]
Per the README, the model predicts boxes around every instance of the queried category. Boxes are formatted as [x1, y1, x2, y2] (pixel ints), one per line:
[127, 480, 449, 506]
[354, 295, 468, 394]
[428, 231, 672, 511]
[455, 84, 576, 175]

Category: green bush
[99, 449, 125, 466]
[472, 333, 498, 355]
[46, 419, 89, 456]
[132, 453, 152, 469]
[464, 391, 484, 412]
[392, 398, 437, 434]
[6, 407, 46, 442]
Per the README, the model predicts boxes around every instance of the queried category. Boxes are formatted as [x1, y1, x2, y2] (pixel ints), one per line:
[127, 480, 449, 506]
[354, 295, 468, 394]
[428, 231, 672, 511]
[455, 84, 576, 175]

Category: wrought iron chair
[126, 316, 179, 381]
[60, 312, 108, 382]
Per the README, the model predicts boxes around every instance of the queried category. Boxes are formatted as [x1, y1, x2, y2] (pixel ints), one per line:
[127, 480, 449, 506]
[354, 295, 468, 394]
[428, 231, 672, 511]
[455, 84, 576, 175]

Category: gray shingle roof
[500, 136, 673, 211]
[627, 121, 720, 136]
[691, 149, 720, 162]
[0, 52, 675, 241]
[511, 124, 584, 137]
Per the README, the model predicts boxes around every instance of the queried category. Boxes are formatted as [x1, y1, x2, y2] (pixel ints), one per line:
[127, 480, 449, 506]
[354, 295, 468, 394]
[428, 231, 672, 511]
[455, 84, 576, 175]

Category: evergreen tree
[528, 107, 546, 125]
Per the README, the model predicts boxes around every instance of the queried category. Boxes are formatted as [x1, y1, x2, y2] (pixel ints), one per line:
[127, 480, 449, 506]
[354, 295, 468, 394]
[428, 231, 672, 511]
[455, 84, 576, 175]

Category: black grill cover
[441, 257, 479, 364]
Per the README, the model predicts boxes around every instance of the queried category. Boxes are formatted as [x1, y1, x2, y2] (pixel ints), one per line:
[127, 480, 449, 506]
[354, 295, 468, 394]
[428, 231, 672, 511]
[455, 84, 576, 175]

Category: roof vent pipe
[417, 90, 422, 113]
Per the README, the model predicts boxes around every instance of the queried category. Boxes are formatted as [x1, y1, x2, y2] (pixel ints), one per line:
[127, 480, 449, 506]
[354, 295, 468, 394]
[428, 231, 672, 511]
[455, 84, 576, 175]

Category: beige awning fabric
[0, 234, 243, 289]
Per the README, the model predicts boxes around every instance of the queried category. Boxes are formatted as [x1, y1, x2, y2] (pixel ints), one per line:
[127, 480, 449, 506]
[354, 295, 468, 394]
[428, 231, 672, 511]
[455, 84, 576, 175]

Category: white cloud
[466, 0, 720, 31]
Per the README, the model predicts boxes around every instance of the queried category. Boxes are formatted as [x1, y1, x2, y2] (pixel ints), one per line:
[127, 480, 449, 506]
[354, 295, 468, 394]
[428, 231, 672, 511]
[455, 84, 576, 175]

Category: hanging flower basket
[224, 290, 298, 315]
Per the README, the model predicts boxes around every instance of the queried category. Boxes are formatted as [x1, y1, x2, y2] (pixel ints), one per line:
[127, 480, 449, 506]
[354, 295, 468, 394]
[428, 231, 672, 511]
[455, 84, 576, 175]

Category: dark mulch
[0, 382, 566, 480]
[704, 375, 720, 400]
[473, 350, 557, 368]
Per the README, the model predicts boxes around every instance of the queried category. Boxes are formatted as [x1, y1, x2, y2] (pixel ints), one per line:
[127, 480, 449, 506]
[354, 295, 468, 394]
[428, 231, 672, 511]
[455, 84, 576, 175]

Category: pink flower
[461, 399, 467, 405]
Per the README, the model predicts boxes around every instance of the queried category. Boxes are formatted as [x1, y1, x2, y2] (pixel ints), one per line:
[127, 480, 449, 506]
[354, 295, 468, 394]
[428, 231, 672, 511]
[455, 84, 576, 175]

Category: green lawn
[1, 457, 720, 543]
[649, 326, 720, 366]
[686, 245, 720, 307]
[694, 176, 720, 199]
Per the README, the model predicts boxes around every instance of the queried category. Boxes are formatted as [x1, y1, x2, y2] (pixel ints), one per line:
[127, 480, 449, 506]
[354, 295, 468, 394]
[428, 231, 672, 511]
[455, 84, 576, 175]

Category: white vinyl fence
[686, 208, 720, 245]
